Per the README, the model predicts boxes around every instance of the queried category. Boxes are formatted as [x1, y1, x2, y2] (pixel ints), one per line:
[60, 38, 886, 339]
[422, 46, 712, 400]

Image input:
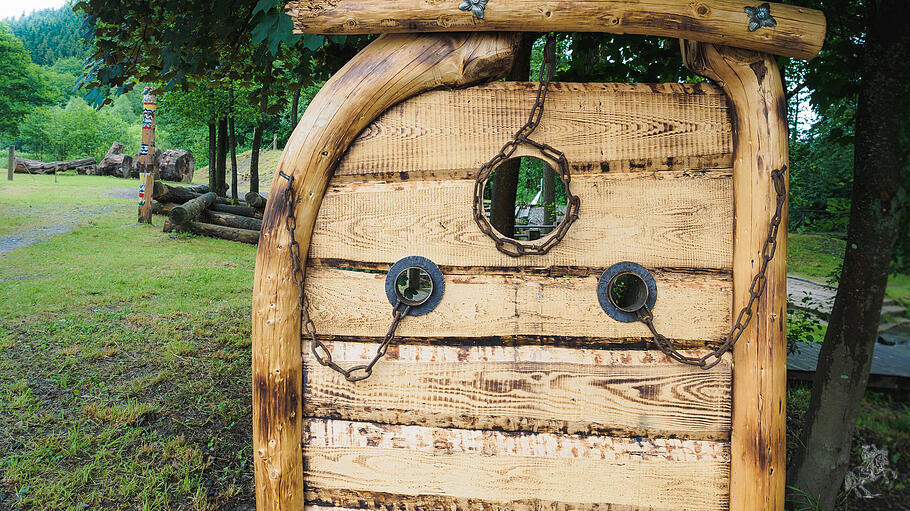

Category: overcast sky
[0, 0, 67, 20]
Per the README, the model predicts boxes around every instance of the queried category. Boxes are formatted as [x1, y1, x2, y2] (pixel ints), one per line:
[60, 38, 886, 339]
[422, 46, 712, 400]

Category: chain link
[637, 167, 788, 370]
[278, 171, 409, 382]
[472, 33, 580, 257]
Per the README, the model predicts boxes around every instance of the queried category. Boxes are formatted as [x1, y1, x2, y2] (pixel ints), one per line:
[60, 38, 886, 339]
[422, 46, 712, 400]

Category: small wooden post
[138, 87, 157, 223]
[7, 146, 13, 181]
[271, 133, 277, 151]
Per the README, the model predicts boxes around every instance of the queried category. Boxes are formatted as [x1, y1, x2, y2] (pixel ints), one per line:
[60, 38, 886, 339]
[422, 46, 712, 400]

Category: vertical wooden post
[251, 32, 519, 510]
[138, 87, 157, 223]
[7, 146, 13, 180]
[682, 41, 789, 511]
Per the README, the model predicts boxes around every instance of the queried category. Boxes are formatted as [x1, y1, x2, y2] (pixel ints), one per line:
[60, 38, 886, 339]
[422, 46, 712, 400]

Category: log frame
[286, 0, 826, 60]
[252, 29, 790, 511]
[251, 32, 520, 510]
[682, 41, 788, 510]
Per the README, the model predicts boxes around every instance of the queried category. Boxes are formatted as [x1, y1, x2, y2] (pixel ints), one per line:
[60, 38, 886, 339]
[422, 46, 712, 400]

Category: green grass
[1, 175, 256, 509]
[192, 149, 284, 190]
[789, 232, 910, 307]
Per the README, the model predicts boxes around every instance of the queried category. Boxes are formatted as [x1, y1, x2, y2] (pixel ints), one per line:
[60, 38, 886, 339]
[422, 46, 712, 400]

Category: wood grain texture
[683, 42, 788, 511]
[303, 419, 731, 511]
[334, 82, 733, 180]
[303, 341, 731, 440]
[251, 32, 520, 511]
[286, 0, 826, 60]
[304, 267, 731, 342]
[310, 171, 734, 271]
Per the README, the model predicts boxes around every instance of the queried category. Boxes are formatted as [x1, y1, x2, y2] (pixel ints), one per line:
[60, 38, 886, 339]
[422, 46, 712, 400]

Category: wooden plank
[310, 171, 733, 272]
[252, 32, 521, 511]
[303, 267, 731, 342]
[303, 419, 731, 511]
[286, 0, 826, 60]
[303, 341, 731, 440]
[335, 82, 733, 180]
[683, 42, 788, 510]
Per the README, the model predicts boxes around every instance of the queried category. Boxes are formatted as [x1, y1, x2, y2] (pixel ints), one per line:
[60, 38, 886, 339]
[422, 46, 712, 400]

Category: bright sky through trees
[0, 0, 67, 20]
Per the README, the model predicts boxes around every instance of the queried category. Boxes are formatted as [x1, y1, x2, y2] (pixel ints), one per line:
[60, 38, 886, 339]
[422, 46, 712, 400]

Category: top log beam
[287, 0, 825, 60]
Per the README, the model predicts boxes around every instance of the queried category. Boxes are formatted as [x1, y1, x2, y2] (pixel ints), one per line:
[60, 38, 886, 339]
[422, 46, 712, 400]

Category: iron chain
[279, 171, 409, 382]
[636, 167, 788, 370]
[472, 32, 580, 257]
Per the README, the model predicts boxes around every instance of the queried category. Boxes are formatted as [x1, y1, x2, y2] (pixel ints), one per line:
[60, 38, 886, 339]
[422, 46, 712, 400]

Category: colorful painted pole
[138, 87, 157, 223]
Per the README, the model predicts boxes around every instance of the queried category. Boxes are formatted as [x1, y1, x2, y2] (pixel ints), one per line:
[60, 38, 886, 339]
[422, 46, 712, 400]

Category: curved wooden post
[251, 32, 520, 510]
[682, 41, 788, 511]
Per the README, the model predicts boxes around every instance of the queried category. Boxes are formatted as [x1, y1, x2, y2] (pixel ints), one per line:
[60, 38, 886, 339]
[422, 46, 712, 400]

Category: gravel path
[0, 186, 134, 255]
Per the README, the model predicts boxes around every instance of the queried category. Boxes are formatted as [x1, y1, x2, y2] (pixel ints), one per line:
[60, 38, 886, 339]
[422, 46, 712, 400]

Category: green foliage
[0, 22, 53, 137]
[17, 97, 131, 161]
[4, 6, 87, 66]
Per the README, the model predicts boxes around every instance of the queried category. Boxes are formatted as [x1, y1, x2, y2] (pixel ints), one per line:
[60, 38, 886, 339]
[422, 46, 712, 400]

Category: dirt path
[0, 187, 134, 255]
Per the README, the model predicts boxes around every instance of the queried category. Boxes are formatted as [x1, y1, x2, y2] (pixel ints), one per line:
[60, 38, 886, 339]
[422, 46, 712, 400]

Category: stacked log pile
[152, 182, 265, 244]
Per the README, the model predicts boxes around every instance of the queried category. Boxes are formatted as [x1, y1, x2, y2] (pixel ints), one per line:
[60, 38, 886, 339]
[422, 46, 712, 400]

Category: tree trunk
[209, 202, 263, 219]
[489, 32, 538, 237]
[168, 192, 217, 225]
[203, 209, 263, 231]
[164, 219, 259, 244]
[787, 2, 910, 508]
[229, 116, 238, 201]
[250, 60, 273, 194]
[208, 122, 217, 192]
[245, 191, 267, 209]
[291, 86, 301, 126]
[14, 157, 96, 174]
[216, 118, 228, 196]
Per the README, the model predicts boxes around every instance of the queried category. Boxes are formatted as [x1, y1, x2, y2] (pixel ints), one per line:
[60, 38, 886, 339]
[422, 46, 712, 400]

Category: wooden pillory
[252, 2, 825, 510]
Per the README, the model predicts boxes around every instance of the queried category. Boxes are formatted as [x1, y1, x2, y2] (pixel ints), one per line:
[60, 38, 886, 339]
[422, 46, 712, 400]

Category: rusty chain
[472, 32, 580, 257]
[279, 171, 409, 382]
[636, 167, 788, 370]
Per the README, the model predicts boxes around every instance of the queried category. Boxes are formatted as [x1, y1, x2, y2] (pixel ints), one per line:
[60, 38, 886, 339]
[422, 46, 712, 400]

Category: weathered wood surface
[246, 191, 268, 209]
[14, 157, 96, 174]
[287, 0, 826, 60]
[303, 419, 731, 511]
[202, 210, 263, 231]
[303, 267, 731, 342]
[311, 171, 733, 271]
[335, 82, 733, 180]
[304, 340, 731, 440]
[251, 32, 521, 510]
[168, 191, 217, 225]
[164, 219, 260, 244]
[683, 42, 788, 511]
[210, 202, 263, 219]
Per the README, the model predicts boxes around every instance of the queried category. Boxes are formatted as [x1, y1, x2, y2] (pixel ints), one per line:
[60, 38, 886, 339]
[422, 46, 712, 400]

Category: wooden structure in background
[252, 2, 824, 510]
[138, 88, 157, 223]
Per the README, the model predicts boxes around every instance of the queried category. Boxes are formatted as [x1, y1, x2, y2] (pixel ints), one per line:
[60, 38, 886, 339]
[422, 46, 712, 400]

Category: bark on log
[251, 31, 519, 510]
[286, 0, 826, 60]
[164, 219, 259, 244]
[168, 192, 217, 225]
[153, 181, 198, 204]
[245, 191, 267, 209]
[184, 184, 209, 194]
[151, 201, 177, 215]
[210, 202, 263, 219]
[14, 157, 97, 174]
[203, 210, 263, 231]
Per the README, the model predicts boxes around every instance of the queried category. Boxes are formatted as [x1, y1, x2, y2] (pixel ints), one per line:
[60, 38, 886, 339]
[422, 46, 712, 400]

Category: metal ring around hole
[597, 262, 658, 323]
[385, 256, 445, 316]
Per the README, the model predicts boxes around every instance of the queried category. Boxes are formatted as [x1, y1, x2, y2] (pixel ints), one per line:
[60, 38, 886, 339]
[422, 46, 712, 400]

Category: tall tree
[788, 0, 910, 508]
[0, 22, 52, 137]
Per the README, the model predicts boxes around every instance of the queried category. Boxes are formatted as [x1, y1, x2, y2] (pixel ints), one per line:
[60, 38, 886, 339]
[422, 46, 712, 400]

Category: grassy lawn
[1, 174, 256, 509]
[789, 232, 910, 309]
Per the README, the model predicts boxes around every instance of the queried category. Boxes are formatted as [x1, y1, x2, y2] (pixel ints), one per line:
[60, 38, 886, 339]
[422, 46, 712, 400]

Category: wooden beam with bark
[14, 157, 96, 174]
[286, 0, 826, 60]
